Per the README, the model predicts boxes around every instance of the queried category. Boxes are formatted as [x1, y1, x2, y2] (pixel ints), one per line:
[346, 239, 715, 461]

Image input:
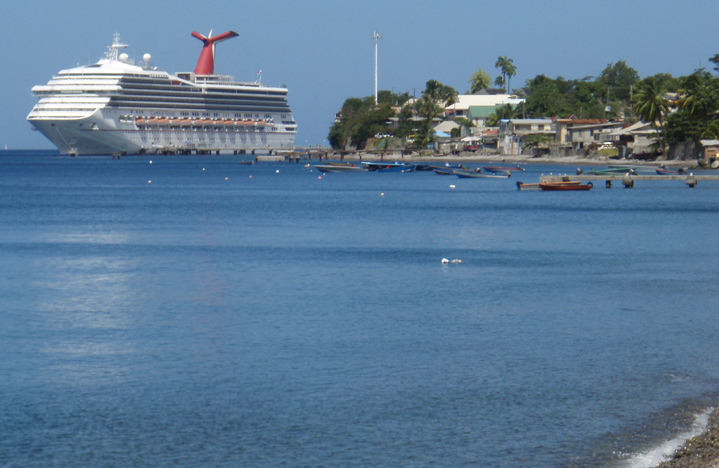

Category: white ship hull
[29, 108, 295, 156]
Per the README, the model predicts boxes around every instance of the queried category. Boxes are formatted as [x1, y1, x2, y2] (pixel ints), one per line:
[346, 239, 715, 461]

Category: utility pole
[373, 31, 382, 105]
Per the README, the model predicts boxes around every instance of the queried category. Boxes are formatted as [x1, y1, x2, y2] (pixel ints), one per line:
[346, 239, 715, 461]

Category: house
[444, 94, 525, 124]
[700, 140, 719, 162]
[562, 120, 625, 150]
[607, 121, 658, 156]
[498, 118, 554, 155]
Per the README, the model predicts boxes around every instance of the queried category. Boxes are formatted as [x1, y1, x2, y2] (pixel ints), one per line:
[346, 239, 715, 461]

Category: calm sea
[1, 150, 719, 467]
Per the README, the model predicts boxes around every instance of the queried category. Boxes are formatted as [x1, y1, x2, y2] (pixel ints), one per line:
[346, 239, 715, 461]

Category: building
[498, 118, 554, 155]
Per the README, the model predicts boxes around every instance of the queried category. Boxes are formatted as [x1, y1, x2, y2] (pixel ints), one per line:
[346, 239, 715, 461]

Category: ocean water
[1, 150, 719, 467]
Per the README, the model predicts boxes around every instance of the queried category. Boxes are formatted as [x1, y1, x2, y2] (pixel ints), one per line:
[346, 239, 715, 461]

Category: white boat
[315, 162, 367, 173]
[27, 32, 296, 156]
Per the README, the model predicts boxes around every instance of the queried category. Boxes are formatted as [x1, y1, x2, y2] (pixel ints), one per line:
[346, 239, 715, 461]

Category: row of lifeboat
[124, 116, 270, 127]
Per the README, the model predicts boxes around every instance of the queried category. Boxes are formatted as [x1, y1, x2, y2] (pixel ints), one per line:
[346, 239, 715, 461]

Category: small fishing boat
[539, 181, 593, 191]
[587, 168, 637, 176]
[483, 166, 524, 173]
[238, 160, 254, 165]
[654, 167, 685, 175]
[315, 162, 366, 173]
[455, 170, 510, 179]
[517, 180, 581, 190]
[432, 164, 467, 175]
[361, 162, 415, 172]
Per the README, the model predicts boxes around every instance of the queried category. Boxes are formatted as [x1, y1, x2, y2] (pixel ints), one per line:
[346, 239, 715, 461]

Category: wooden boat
[455, 169, 510, 179]
[539, 181, 593, 191]
[361, 162, 415, 172]
[517, 180, 581, 190]
[587, 168, 637, 176]
[483, 166, 524, 173]
[655, 167, 685, 175]
[315, 162, 367, 173]
[431, 165, 466, 175]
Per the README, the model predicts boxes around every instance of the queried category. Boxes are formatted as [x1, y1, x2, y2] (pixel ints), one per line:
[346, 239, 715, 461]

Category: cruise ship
[27, 31, 296, 156]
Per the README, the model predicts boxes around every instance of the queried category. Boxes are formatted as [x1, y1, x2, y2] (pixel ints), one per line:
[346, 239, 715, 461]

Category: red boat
[539, 181, 593, 191]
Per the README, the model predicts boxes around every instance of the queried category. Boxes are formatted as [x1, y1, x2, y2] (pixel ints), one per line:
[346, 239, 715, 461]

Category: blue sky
[2, 0, 718, 149]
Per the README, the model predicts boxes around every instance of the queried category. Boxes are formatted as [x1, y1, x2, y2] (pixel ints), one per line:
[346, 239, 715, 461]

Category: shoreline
[657, 408, 719, 467]
[324, 151, 702, 168]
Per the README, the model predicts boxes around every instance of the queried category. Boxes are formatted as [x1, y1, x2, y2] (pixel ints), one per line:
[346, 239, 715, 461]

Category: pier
[540, 173, 719, 188]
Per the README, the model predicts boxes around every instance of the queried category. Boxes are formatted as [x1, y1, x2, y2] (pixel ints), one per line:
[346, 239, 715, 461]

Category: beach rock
[657, 409, 719, 468]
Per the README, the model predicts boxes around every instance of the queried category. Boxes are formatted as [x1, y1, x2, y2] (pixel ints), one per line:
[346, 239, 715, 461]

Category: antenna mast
[373, 31, 382, 105]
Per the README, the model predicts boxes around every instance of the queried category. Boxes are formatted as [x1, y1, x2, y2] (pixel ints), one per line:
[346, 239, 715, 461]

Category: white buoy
[148, 180, 151, 184]
[449, 185, 455, 188]
[149, 160, 152, 164]
[276, 170, 279, 173]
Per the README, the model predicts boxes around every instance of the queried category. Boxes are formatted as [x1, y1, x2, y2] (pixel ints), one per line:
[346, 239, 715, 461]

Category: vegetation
[327, 56, 719, 157]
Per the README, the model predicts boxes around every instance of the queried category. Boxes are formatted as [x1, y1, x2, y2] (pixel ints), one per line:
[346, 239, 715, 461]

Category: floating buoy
[318, 176, 322, 179]
[249, 175, 252, 178]
[276, 170, 279, 173]
[225, 177, 228, 180]
[148, 180, 151, 184]
[442, 258, 462, 264]
[380, 193, 385, 196]
[449, 185, 455, 188]
[149, 161, 153, 164]
[202, 168, 205, 171]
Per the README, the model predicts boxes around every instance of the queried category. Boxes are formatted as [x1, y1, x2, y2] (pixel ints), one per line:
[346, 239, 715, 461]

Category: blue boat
[455, 170, 510, 179]
[361, 162, 416, 172]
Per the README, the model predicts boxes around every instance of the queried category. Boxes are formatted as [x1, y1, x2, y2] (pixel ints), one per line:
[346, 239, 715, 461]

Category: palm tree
[469, 68, 491, 94]
[701, 121, 719, 139]
[677, 73, 703, 120]
[504, 60, 517, 93]
[633, 77, 669, 127]
[495, 56, 517, 92]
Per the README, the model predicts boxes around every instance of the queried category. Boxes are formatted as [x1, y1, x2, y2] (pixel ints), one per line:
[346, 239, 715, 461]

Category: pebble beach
[658, 409, 719, 468]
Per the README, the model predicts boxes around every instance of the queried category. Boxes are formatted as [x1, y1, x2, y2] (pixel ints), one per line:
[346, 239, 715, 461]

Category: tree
[677, 71, 719, 124]
[328, 91, 410, 149]
[495, 56, 517, 92]
[702, 121, 719, 139]
[486, 103, 518, 127]
[469, 67, 492, 94]
[598, 61, 639, 102]
[633, 76, 669, 127]
[709, 53, 719, 74]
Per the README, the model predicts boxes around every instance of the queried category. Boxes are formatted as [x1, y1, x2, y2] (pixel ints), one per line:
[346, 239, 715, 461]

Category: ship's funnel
[191, 30, 239, 75]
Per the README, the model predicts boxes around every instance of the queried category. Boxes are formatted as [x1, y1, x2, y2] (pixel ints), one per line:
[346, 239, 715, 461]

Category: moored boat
[483, 166, 524, 173]
[361, 162, 415, 172]
[455, 170, 510, 179]
[517, 180, 581, 190]
[585, 168, 637, 176]
[539, 181, 593, 191]
[655, 167, 685, 175]
[315, 162, 367, 173]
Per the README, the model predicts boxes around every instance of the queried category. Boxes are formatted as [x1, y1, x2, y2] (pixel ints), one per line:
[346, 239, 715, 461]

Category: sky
[2, 0, 718, 150]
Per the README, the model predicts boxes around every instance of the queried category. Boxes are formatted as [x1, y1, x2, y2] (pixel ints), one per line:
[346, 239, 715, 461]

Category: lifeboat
[135, 117, 146, 124]
[256, 120, 266, 126]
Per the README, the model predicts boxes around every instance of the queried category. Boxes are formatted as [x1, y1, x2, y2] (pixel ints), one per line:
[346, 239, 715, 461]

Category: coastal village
[328, 57, 719, 168]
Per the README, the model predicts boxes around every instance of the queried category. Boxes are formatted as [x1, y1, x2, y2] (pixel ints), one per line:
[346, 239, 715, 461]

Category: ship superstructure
[27, 32, 296, 156]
